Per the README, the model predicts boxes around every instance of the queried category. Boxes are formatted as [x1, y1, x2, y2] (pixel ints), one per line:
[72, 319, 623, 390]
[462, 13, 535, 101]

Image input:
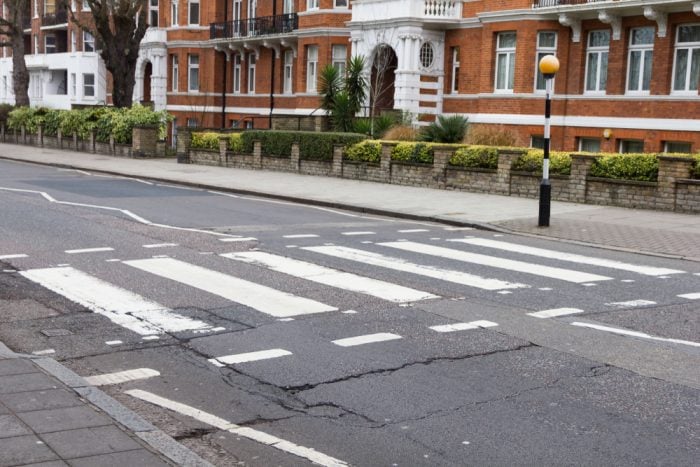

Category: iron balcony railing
[210, 13, 298, 40]
[533, 0, 625, 7]
[42, 9, 68, 26]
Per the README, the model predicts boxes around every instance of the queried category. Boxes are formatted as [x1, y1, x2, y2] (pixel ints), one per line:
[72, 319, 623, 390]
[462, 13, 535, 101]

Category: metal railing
[533, 0, 621, 7]
[210, 13, 298, 40]
[42, 9, 68, 26]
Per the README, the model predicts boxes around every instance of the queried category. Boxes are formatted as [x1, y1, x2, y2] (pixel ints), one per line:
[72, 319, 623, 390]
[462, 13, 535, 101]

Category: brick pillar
[496, 149, 525, 195]
[109, 135, 115, 155]
[89, 130, 96, 153]
[37, 124, 43, 148]
[657, 156, 694, 211]
[132, 125, 158, 158]
[253, 140, 262, 169]
[58, 129, 63, 149]
[569, 154, 596, 203]
[1, 123, 5, 142]
[380, 143, 394, 183]
[175, 127, 192, 163]
[21, 126, 26, 144]
[290, 142, 300, 172]
[432, 145, 452, 189]
[332, 144, 344, 177]
[73, 133, 78, 151]
[218, 135, 229, 167]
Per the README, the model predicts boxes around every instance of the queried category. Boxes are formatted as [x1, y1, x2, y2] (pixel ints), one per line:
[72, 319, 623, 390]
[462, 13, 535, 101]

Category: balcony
[351, 0, 462, 26]
[210, 13, 298, 40]
[42, 9, 68, 27]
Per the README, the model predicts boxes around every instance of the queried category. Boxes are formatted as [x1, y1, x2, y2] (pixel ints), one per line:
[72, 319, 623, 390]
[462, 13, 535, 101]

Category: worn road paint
[210, 349, 292, 365]
[430, 320, 498, 333]
[85, 368, 160, 386]
[527, 308, 584, 319]
[332, 333, 402, 347]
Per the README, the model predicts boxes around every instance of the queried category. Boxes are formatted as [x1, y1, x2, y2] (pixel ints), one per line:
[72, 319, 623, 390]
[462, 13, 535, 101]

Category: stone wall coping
[190, 148, 219, 154]
[511, 171, 569, 179]
[262, 153, 291, 159]
[570, 153, 599, 160]
[676, 178, 700, 185]
[446, 165, 497, 174]
[391, 160, 433, 168]
[497, 148, 527, 155]
[587, 176, 657, 187]
[343, 160, 380, 167]
[657, 155, 697, 163]
[133, 124, 159, 129]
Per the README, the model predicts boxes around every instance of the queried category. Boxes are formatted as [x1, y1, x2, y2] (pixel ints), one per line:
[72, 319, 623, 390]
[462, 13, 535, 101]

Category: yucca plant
[419, 115, 469, 143]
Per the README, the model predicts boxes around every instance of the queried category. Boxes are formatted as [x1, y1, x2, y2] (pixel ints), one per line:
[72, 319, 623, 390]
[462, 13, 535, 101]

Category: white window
[619, 139, 644, 153]
[578, 138, 601, 153]
[233, 54, 241, 93]
[332, 45, 346, 76]
[44, 0, 55, 14]
[531, 136, 545, 149]
[70, 72, 76, 96]
[672, 24, 700, 93]
[171, 1, 178, 26]
[2, 76, 7, 97]
[451, 46, 460, 93]
[334, 0, 348, 7]
[247, 53, 256, 93]
[535, 31, 557, 91]
[495, 32, 516, 92]
[664, 141, 692, 153]
[585, 30, 610, 93]
[44, 35, 56, 54]
[283, 0, 294, 13]
[187, 117, 198, 127]
[188, 54, 199, 92]
[188, 0, 199, 25]
[83, 73, 95, 97]
[82, 0, 89, 11]
[420, 42, 434, 69]
[283, 50, 293, 94]
[627, 27, 654, 94]
[307, 0, 319, 11]
[70, 30, 76, 52]
[83, 31, 95, 52]
[149, 0, 159, 27]
[33, 34, 38, 54]
[171, 55, 178, 92]
[306, 45, 318, 92]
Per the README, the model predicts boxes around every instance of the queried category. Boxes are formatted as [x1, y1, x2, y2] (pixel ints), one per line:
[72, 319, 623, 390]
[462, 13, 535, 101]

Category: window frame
[171, 54, 179, 92]
[626, 26, 655, 95]
[663, 141, 692, 153]
[671, 24, 700, 95]
[188, 54, 199, 92]
[188, 0, 200, 26]
[171, 0, 178, 26]
[584, 29, 610, 95]
[247, 53, 256, 93]
[82, 73, 95, 98]
[332, 44, 346, 77]
[535, 31, 557, 92]
[83, 31, 95, 52]
[149, 0, 159, 27]
[578, 137, 601, 153]
[283, 50, 293, 94]
[306, 45, 318, 92]
[619, 139, 644, 154]
[334, 0, 348, 8]
[494, 32, 516, 93]
[451, 46, 460, 94]
[233, 54, 241, 93]
[44, 34, 56, 54]
[307, 0, 319, 11]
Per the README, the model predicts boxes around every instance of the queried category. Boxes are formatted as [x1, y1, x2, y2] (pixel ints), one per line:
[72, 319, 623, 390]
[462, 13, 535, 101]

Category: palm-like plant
[319, 65, 341, 112]
[419, 115, 469, 143]
[320, 56, 368, 132]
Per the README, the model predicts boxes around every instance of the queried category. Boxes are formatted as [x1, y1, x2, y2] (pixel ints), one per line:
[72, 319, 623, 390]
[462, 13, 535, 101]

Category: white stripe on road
[381, 241, 612, 284]
[303, 246, 527, 291]
[605, 300, 657, 308]
[527, 308, 584, 319]
[341, 231, 375, 236]
[332, 333, 402, 347]
[219, 237, 257, 242]
[123, 258, 337, 318]
[209, 349, 292, 366]
[430, 320, 498, 333]
[19, 267, 214, 335]
[0, 254, 27, 259]
[84, 368, 161, 386]
[125, 389, 347, 467]
[452, 238, 684, 276]
[142, 243, 178, 248]
[32, 349, 55, 356]
[283, 234, 319, 239]
[678, 293, 700, 300]
[398, 229, 430, 233]
[221, 251, 438, 303]
[571, 322, 700, 348]
[65, 247, 115, 254]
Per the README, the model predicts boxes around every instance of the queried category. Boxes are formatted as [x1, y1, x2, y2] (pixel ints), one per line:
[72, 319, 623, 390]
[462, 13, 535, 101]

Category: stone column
[89, 130, 96, 153]
[253, 140, 262, 169]
[432, 145, 452, 189]
[132, 125, 159, 158]
[37, 124, 43, 148]
[657, 155, 695, 211]
[332, 144, 344, 177]
[73, 133, 78, 151]
[1, 123, 5, 143]
[175, 127, 192, 163]
[380, 142, 394, 183]
[569, 154, 597, 203]
[496, 149, 525, 195]
[290, 142, 301, 172]
[58, 129, 63, 149]
[109, 135, 116, 155]
[219, 135, 229, 166]
[20, 126, 26, 144]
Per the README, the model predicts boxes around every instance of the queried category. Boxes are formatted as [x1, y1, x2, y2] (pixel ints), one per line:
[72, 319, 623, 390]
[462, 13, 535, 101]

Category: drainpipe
[269, 0, 276, 129]
[221, 0, 229, 129]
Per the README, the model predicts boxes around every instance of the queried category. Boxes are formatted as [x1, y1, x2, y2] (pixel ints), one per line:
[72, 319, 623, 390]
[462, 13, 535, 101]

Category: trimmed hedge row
[449, 145, 499, 169]
[190, 132, 243, 152]
[391, 142, 434, 164]
[240, 130, 367, 160]
[6, 105, 171, 144]
[512, 149, 572, 176]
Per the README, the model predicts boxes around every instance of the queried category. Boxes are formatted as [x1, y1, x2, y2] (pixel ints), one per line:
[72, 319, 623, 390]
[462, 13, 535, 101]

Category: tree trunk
[107, 54, 137, 108]
[12, 31, 30, 107]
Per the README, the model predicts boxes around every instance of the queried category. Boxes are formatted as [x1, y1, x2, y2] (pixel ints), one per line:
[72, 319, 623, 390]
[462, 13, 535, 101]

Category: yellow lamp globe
[539, 55, 560, 76]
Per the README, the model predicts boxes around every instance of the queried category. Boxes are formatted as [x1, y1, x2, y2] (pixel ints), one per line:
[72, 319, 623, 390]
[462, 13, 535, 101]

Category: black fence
[42, 9, 68, 27]
[210, 13, 298, 40]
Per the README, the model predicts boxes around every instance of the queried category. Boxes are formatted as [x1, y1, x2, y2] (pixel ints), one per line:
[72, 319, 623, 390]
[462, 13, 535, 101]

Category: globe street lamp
[538, 54, 560, 227]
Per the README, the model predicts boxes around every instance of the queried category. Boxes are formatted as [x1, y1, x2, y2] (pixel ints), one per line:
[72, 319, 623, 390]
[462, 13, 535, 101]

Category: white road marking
[105, 340, 123, 346]
[571, 322, 700, 348]
[142, 336, 160, 341]
[3, 269, 17, 273]
[341, 231, 376, 236]
[219, 237, 257, 242]
[283, 234, 319, 239]
[156, 183, 202, 191]
[605, 300, 657, 308]
[539, 287, 553, 291]
[443, 227, 474, 231]
[453, 238, 684, 277]
[678, 293, 700, 300]
[85, 368, 161, 386]
[65, 247, 114, 254]
[222, 251, 438, 303]
[32, 349, 55, 356]
[398, 229, 430, 233]
[285, 245, 298, 248]
[497, 291, 512, 295]
[360, 241, 373, 244]
[20, 267, 214, 335]
[0, 254, 27, 259]
[430, 320, 498, 333]
[125, 389, 347, 466]
[527, 308, 584, 319]
[278, 318, 295, 322]
[582, 283, 597, 287]
[123, 258, 337, 318]
[304, 246, 527, 291]
[143, 243, 178, 248]
[342, 310, 358, 314]
[621, 279, 636, 283]
[332, 333, 402, 347]
[210, 349, 292, 365]
[105, 259, 121, 262]
[385, 241, 612, 284]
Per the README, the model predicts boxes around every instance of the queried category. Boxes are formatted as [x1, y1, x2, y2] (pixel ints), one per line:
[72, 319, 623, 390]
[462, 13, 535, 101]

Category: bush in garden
[466, 125, 518, 147]
[59, 109, 92, 139]
[383, 125, 418, 141]
[344, 140, 381, 163]
[512, 149, 572, 175]
[228, 133, 243, 152]
[449, 145, 499, 169]
[190, 132, 222, 151]
[41, 109, 63, 136]
[419, 115, 468, 143]
[391, 142, 434, 164]
[589, 153, 659, 181]
[240, 130, 366, 160]
[7, 107, 40, 133]
[0, 104, 14, 124]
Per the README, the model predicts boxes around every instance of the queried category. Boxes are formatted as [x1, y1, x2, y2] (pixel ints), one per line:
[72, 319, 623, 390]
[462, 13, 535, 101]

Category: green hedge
[228, 133, 243, 153]
[240, 130, 366, 160]
[449, 145, 498, 169]
[512, 149, 572, 176]
[344, 140, 381, 163]
[589, 153, 659, 181]
[694, 156, 700, 178]
[391, 142, 434, 164]
[191, 132, 221, 151]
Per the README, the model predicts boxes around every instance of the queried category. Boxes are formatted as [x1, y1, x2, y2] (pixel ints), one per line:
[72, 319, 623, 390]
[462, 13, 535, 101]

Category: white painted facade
[134, 27, 168, 111]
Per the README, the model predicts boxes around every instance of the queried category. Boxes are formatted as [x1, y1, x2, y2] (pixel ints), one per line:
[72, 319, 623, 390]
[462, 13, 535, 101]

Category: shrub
[7, 107, 40, 133]
[59, 109, 92, 139]
[512, 149, 572, 175]
[345, 140, 381, 163]
[228, 133, 243, 152]
[383, 125, 417, 141]
[0, 103, 13, 124]
[419, 115, 468, 143]
[41, 109, 63, 136]
[241, 130, 295, 157]
[352, 118, 372, 136]
[191, 132, 222, 151]
[590, 153, 659, 181]
[466, 125, 518, 147]
[449, 145, 498, 169]
[391, 142, 434, 164]
[240, 130, 366, 160]
[693, 155, 700, 179]
[110, 105, 171, 144]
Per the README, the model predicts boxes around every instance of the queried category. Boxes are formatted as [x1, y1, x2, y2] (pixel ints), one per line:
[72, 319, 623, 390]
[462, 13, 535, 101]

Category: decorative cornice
[643, 7, 668, 38]
[598, 10, 621, 40]
[694, 1, 700, 16]
[558, 14, 581, 43]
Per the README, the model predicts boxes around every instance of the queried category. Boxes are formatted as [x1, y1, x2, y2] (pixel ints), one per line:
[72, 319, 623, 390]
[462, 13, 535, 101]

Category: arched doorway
[370, 45, 398, 116]
[142, 61, 152, 104]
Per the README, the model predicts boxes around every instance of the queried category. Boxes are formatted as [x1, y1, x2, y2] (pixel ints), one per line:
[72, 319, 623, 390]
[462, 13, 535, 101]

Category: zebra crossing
[11, 235, 696, 350]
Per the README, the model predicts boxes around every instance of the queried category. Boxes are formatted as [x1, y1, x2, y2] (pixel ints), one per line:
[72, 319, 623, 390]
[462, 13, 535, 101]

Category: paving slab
[0, 413, 32, 438]
[0, 389, 83, 413]
[66, 449, 172, 467]
[0, 434, 59, 466]
[17, 405, 111, 434]
[41, 425, 143, 459]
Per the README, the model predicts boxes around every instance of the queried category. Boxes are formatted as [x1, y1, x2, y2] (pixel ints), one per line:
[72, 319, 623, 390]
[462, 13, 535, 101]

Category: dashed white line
[341, 231, 376, 236]
[142, 336, 160, 341]
[65, 247, 114, 254]
[209, 349, 292, 365]
[32, 349, 55, 356]
[443, 227, 474, 231]
[605, 300, 657, 308]
[219, 237, 257, 242]
[105, 259, 121, 262]
[0, 254, 27, 260]
[106, 340, 123, 346]
[332, 333, 402, 347]
[527, 308, 584, 319]
[84, 368, 160, 386]
[678, 293, 700, 300]
[430, 320, 498, 333]
[125, 389, 348, 467]
[283, 234, 319, 239]
[143, 243, 179, 249]
[571, 322, 700, 348]
[398, 229, 430, 233]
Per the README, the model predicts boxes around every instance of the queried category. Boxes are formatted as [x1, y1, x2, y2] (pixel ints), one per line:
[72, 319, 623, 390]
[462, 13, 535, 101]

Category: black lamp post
[538, 54, 560, 227]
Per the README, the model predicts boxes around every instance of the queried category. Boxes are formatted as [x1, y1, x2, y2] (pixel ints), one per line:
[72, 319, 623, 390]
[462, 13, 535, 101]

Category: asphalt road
[1, 159, 699, 466]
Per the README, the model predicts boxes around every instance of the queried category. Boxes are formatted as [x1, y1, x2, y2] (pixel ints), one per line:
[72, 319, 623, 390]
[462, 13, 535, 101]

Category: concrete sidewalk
[0, 342, 211, 467]
[2, 142, 700, 261]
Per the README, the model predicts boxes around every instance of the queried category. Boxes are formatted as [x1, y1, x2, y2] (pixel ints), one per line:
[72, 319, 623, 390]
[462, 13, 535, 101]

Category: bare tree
[0, 0, 30, 106]
[62, 0, 148, 107]
[368, 39, 397, 136]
